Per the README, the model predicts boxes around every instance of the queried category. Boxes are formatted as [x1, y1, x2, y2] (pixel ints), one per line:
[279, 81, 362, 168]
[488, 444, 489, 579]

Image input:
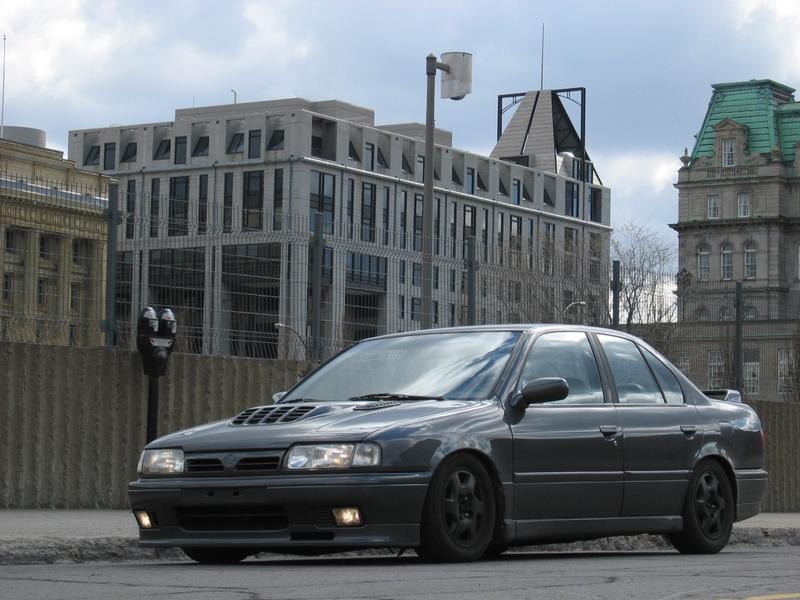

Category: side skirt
[514, 516, 683, 544]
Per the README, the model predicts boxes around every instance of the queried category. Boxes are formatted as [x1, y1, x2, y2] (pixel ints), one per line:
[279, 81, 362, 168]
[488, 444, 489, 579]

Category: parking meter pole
[466, 236, 477, 325]
[146, 376, 159, 443]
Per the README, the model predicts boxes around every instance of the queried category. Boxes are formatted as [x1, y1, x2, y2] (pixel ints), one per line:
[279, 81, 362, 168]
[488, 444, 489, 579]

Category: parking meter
[136, 306, 176, 377]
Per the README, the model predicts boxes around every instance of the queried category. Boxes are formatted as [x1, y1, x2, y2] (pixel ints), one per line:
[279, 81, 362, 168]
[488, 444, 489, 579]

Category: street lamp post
[559, 301, 587, 323]
[275, 322, 309, 360]
[422, 52, 472, 330]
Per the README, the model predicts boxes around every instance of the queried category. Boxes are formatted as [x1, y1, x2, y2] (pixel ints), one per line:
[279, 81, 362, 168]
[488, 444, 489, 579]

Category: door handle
[680, 425, 697, 436]
[599, 425, 619, 436]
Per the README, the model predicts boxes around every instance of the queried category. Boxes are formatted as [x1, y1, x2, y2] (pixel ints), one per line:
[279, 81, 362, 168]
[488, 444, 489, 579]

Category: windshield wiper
[348, 393, 444, 402]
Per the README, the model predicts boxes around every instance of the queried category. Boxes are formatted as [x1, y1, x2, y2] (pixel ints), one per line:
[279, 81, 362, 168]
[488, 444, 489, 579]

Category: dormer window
[722, 138, 736, 167]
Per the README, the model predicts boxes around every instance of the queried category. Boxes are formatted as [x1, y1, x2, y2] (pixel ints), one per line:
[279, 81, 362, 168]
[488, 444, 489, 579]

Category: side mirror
[272, 391, 287, 403]
[511, 377, 569, 410]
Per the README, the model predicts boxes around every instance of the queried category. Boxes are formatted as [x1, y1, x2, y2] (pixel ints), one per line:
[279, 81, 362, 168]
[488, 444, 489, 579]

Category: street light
[422, 52, 472, 330]
[275, 322, 308, 360]
[559, 301, 587, 323]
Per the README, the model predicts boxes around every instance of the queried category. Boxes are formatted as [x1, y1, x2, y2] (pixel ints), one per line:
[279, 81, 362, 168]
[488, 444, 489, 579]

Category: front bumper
[128, 472, 430, 549]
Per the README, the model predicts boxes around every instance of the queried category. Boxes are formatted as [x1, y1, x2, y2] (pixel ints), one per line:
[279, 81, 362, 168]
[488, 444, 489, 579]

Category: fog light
[332, 507, 362, 527]
[134, 510, 154, 529]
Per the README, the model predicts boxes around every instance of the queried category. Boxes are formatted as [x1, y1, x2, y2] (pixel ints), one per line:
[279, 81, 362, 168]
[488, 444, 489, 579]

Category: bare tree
[611, 221, 677, 331]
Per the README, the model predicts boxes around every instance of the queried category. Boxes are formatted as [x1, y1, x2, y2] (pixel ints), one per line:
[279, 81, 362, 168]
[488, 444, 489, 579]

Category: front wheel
[182, 547, 251, 564]
[668, 461, 734, 554]
[419, 454, 496, 563]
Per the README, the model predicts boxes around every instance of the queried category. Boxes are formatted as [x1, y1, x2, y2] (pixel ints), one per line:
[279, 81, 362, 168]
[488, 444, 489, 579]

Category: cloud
[730, 0, 800, 81]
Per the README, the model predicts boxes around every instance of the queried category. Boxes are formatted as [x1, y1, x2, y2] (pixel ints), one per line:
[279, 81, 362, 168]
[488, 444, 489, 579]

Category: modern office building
[672, 79, 800, 398]
[68, 93, 611, 358]
[1, 128, 109, 346]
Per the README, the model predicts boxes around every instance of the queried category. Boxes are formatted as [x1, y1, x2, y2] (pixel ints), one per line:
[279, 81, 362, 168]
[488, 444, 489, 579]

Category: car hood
[151, 399, 484, 452]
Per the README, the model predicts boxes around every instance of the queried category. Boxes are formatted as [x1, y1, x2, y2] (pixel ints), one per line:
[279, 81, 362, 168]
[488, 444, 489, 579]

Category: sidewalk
[0, 510, 798, 565]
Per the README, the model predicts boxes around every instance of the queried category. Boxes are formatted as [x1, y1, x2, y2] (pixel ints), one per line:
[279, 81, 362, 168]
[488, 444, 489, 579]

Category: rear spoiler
[702, 389, 742, 403]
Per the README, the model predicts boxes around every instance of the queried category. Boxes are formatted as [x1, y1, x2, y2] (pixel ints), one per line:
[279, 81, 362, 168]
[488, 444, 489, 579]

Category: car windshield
[282, 330, 522, 402]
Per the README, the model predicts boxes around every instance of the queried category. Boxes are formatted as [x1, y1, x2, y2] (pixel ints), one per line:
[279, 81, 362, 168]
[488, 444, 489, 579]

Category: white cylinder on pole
[440, 52, 472, 100]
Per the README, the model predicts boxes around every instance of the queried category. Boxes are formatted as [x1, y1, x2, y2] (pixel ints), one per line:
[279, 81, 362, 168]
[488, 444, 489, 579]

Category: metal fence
[2, 169, 800, 405]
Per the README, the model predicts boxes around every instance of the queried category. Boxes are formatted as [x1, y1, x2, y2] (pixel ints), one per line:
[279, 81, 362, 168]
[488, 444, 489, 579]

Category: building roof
[691, 79, 800, 162]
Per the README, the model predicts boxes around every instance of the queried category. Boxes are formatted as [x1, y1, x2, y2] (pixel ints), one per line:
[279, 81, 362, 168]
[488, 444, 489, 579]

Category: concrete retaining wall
[0, 343, 311, 508]
[0, 342, 798, 510]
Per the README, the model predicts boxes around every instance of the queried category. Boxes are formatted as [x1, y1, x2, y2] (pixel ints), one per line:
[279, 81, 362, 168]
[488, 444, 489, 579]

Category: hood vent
[231, 404, 317, 426]
[353, 400, 402, 411]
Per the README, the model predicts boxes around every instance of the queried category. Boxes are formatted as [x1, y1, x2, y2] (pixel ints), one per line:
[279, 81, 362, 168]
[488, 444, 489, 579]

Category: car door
[595, 334, 702, 517]
[509, 330, 623, 521]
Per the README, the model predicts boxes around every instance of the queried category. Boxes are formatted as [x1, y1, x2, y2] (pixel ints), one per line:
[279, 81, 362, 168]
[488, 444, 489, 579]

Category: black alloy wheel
[668, 461, 734, 554]
[419, 454, 496, 562]
[182, 547, 251, 564]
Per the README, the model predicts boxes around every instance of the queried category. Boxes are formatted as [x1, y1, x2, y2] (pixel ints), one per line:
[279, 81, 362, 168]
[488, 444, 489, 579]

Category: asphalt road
[1, 547, 799, 600]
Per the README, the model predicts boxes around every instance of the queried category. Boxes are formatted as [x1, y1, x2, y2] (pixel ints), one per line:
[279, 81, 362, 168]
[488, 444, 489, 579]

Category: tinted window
[598, 335, 664, 404]
[520, 331, 604, 404]
[642, 348, 685, 405]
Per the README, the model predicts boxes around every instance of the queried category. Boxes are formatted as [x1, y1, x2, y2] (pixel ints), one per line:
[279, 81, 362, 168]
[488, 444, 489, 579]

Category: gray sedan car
[128, 325, 767, 563]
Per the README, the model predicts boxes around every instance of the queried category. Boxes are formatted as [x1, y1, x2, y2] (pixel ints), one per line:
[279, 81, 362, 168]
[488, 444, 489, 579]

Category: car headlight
[286, 443, 381, 470]
[137, 449, 184, 475]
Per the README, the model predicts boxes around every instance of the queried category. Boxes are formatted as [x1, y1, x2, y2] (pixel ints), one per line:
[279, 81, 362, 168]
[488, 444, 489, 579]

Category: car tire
[668, 460, 734, 554]
[182, 547, 251, 564]
[419, 454, 496, 563]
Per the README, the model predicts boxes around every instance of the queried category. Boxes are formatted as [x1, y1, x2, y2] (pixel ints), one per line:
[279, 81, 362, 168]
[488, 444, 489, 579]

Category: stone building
[68, 93, 611, 358]
[672, 79, 800, 399]
[0, 128, 110, 346]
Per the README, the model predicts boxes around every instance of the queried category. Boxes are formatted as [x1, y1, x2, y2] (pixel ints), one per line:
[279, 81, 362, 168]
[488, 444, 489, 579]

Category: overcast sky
[2, 0, 798, 245]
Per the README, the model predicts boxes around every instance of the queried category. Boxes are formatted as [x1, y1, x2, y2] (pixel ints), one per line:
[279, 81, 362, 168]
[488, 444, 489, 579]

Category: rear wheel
[419, 454, 495, 563]
[182, 547, 251, 564]
[668, 461, 734, 554]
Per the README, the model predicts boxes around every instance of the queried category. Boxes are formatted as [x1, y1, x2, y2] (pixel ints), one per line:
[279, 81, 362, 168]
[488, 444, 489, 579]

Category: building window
[399, 260, 406, 285]
[737, 192, 751, 218]
[449, 303, 456, 326]
[126, 180, 136, 239]
[434, 266, 439, 290]
[697, 245, 710, 281]
[174, 136, 187, 165]
[103, 142, 116, 170]
[401, 153, 413, 174]
[399, 295, 405, 319]
[346, 253, 387, 289]
[707, 194, 720, 220]
[413, 194, 423, 251]
[564, 226, 577, 277]
[72, 239, 92, 266]
[192, 136, 209, 157]
[227, 133, 245, 154]
[465, 167, 475, 194]
[463, 205, 476, 258]
[267, 129, 284, 151]
[242, 170, 264, 231]
[37, 278, 46, 307]
[346, 178, 355, 239]
[743, 349, 760, 395]
[273, 169, 283, 231]
[376, 147, 389, 168]
[248, 130, 262, 159]
[2, 273, 13, 302]
[153, 139, 170, 160]
[411, 297, 421, 321]
[565, 181, 579, 217]
[512, 179, 521, 205]
[348, 141, 360, 162]
[722, 138, 736, 167]
[412, 263, 422, 287]
[778, 348, 794, 393]
[382, 186, 390, 245]
[150, 178, 160, 238]
[223, 172, 234, 233]
[364, 142, 375, 170]
[744, 305, 757, 320]
[84, 145, 100, 166]
[417, 155, 425, 181]
[498, 177, 509, 196]
[168, 176, 189, 236]
[120, 142, 137, 163]
[198, 174, 208, 235]
[310, 171, 336, 234]
[708, 350, 724, 389]
[744, 242, 756, 279]
[720, 243, 732, 280]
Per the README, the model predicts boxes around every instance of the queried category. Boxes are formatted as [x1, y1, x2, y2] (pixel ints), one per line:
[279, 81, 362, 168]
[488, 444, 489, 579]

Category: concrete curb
[1, 528, 798, 565]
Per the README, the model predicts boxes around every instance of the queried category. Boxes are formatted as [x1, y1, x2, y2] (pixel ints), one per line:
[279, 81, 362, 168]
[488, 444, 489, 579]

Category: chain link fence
[2, 169, 799, 404]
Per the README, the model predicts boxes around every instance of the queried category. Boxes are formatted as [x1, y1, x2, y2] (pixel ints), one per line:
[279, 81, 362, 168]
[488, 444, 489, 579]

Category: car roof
[364, 324, 641, 342]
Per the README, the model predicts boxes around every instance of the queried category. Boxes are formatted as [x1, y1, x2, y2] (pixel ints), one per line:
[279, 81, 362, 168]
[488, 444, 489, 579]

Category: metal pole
[146, 376, 159, 443]
[422, 54, 437, 330]
[466, 236, 477, 325]
[734, 281, 743, 391]
[1, 34, 6, 139]
[104, 183, 119, 347]
[311, 212, 323, 361]
[612, 259, 620, 329]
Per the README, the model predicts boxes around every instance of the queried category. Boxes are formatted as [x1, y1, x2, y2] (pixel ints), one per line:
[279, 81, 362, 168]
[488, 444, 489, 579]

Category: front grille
[231, 405, 317, 426]
[313, 506, 336, 528]
[185, 458, 224, 473]
[235, 456, 280, 472]
[176, 505, 288, 532]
